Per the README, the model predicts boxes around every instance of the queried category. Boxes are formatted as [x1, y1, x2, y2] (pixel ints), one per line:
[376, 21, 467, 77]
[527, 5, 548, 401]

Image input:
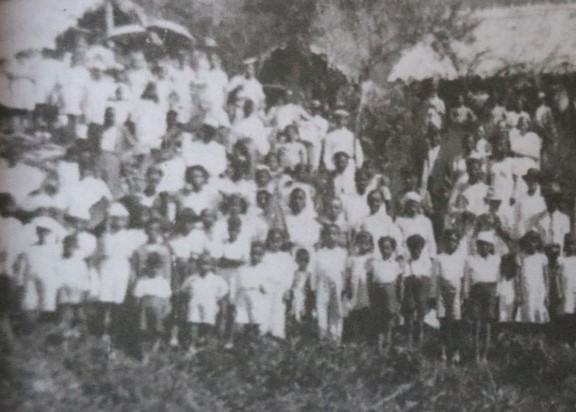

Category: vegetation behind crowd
[3, 326, 576, 411]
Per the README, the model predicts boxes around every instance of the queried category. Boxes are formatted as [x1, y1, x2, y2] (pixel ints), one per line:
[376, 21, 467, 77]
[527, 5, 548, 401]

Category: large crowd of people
[0, 36, 574, 365]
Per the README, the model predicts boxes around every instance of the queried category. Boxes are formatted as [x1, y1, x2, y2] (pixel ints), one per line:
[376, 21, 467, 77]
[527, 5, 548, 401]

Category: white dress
[23, 244, 61, 312]
[260, 251, 296, 338]
[346, 254, 372, 312]
[561, 257, 576, 314]
[233, 264, 268, 325]
[59, 254, 91, 305]
[518, 253, 549, 323]
[311, 247, 348, 341]
[98, 230, 146, 304]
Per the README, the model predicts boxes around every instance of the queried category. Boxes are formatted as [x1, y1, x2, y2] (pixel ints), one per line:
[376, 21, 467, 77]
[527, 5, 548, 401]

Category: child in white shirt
[181, 252, 228, 354]
[133, 252, 172, 353]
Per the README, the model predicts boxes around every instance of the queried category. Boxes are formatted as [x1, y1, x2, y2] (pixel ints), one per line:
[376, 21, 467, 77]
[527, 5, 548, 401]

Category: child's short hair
[378, 236, 397, 251]
[295, 248, 310, 261]
[355, 230, 374, 249]
[146, 252, 164, 270]
[185, 165, 209, 181]
[406, 234, 426, 251]
[520, 230, 543, 252]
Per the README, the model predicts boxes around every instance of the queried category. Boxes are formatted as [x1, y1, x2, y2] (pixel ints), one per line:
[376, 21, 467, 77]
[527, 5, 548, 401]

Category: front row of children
[12, 218, 576, 363]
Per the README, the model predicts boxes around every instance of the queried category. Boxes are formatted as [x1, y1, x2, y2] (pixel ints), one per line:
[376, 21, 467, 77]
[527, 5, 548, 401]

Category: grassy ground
[3, 325, 576, 411]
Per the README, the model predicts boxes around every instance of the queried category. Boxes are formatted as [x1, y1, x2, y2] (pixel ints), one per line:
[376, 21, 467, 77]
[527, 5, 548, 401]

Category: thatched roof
[389, 3, 576, 82]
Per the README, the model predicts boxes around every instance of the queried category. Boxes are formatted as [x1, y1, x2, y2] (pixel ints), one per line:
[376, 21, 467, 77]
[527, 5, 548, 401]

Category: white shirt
[83, 77, 116, 124]
[267, 103, 309, 130]
[133, 276, 172, 299]
[405, 256, 433, 278]
[182, 139, 227, 178]
[66, 177, 112, 220]
[230, 115, 270, 155]
[434, 252, 466, 287]
[181, 272, 229, 304]
[396, 214, 437, 259]
[529, 210, 570, 246]
[368, 256, 403, 284]
[311, 247, 348, 294]
[157, 156, 187, 193]
[323, 128, 363, 170]
[228, 75, 265, 109]
[357, 209, 402, 249]
[514, 192, 547, 238]
[465, 255, 500, 284]
[169, 230, 213, 260]
[488, 157, 515, 203]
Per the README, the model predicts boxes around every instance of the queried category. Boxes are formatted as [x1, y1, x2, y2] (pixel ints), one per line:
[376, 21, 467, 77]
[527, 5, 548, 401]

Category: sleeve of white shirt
[217, 276, 229, 300]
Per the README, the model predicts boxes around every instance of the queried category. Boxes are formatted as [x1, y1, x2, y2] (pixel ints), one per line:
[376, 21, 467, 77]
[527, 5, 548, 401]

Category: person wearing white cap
[299, 100, 329, 171]
[464, 230, 500, 363]
[395, 191, 436, 260]
[96, 202, 146, 340]
[181, 117, 227, 178]
[322, 108, 363, 171]
[228, 57, 265, 119]
[229, 99, 270, 158]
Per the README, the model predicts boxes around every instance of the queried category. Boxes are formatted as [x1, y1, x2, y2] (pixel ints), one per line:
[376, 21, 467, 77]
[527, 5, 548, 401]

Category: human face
[477, 240, 491, 257]
[524, 236, 538, 254]
[357, 234, 373, 255]
[188, 169, 206, 191]
[526, 179, 538, 194]
[267, 230, 283, 252]
[36, 227, 50, 244]
[404, 200, 419, 217]
[565, 238, 576, 256]
[334, 154, 349, 173]
[545, 195, 559, 213]
[256, 191, 271, 210]
[198, 256, 213, 275]
[251, 245, 265, 265]
[336, 115, 348, 128]
[444, 234, 459, 255]
[201, 209, 216, 229]
[229, 197, 244, 216]
[355, 172, 370, 194]
[408, 244, 423, 260]
[289, 190, 306, 214]
[104, 108, 115, 125]
[379, 239, 395, 260]
[466, 161, 482, 182]
[327, 198, 343, 219]
[255, 170, 271, 187]
[147, 170, 162, 188]
[109, 216, 128, 231]
[367, 192, 383, 214]
[228, 224, 241, 241]
[324, 225, 339, 248]
[296, 251, 310, 270]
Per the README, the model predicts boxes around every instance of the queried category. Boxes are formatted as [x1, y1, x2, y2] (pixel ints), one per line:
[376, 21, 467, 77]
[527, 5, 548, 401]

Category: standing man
[322, 109, 364, 171]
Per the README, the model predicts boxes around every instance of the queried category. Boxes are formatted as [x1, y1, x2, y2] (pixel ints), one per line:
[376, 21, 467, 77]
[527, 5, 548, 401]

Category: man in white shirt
[323, 109, 363, 170]
[228, 58, 266, 118]
[182, 117, 227, 179]
[395, 192, 437, 260]
[448, 157, 488, 217]
[266, 89, 310, 131]
[514, 169, 546, 239]
[299, 100, 329, 171]
[529, 182, 570, 246]
[229, 99, 270, 157]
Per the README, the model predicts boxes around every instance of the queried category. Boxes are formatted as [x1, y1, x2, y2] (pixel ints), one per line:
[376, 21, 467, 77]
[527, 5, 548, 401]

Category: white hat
[477, 231, 495, 245]
[202, 115, 220, 129]
[403, 191, 422, 204]
[334, 109, 350, 117]
[484, 187, 502, 202]
[242, 57, 257, 65]
[109, 202, 129, 217]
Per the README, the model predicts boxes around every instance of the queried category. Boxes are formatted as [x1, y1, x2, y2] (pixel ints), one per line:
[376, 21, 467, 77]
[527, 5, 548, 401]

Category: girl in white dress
[260, 228, 295, 339]
[97, 203, 146, 341]
[233, 242, 268, 339]
[58, 235, 91, 332]
[311, 224, 348, 343]
[517, 231, 549, 327]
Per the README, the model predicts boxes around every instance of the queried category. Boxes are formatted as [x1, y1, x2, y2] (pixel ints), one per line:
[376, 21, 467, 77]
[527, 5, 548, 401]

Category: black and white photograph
[1, 0, 576, 410]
